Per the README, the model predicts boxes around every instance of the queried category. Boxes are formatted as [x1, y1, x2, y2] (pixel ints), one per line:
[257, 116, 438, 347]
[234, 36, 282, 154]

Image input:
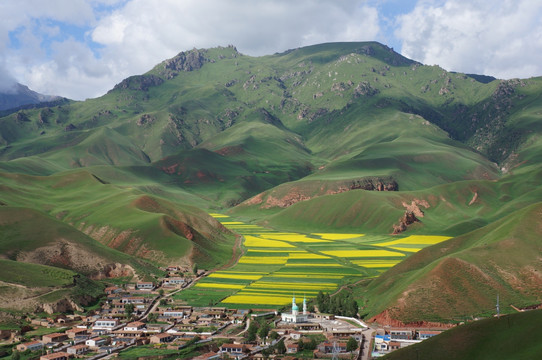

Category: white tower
[303, 295, 307, 315]
[292, 295, 299, 316]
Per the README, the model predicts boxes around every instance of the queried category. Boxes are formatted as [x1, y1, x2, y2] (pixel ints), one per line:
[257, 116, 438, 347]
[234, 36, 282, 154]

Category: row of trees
[316, 290, 358, 317]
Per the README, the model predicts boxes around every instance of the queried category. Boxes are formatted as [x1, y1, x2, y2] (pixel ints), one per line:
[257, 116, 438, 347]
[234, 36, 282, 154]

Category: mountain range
[0, 82, 61, 111]
[1, 42, 541, 324]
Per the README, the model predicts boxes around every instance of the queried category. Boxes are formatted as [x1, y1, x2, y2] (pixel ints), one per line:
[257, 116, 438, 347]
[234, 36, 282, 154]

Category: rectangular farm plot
[243, 235, 295, 248]
[374, 235, 451, 247]
[194, 282, 246, 290]
[239, 256, 288, 265]
[259, 234, 331, 243]
[322, 249, 405, 258]
[207, 272, 264, 281]
[351, 259, 403, 268]
[312, 233, 364, 240]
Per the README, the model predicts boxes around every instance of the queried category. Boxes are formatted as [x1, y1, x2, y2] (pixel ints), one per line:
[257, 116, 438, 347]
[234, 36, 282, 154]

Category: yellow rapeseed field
[322, 249, 405, 257]
[243, 235, 295, 248]
[312, 233, 364, 240]
[248, 249, 303, 253]
[208, 273, 264, 281]
[248, 281, 337, 290]
[288, 252, 330, 259]
[388, 246, 421, 252]
[351, 259, 402, 268]
[239, 256, 288, 264]
[222, 294, 293, 305]
[284, 263, 343, 267]
[374, 235, 451, 247]
[209, 213, 229, 218]
[271, 273, 344, 279]
[260, 234, 330, 243]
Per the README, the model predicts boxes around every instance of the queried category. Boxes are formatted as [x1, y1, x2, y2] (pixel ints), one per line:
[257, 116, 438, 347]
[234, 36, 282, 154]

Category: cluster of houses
[371, 328, 443, 357]
[10, 268, 448, 360]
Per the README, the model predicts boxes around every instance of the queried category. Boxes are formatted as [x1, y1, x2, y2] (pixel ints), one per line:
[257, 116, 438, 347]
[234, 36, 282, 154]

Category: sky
[2, 0, 542, 100]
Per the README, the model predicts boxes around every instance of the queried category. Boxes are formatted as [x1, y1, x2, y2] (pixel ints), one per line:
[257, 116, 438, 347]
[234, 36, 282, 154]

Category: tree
[346, 297, 358, 317]
[124, 303, 135, 319]
[192, 263, 198, 274]
[346, 336, 358, 355]
[316, 291, 325, 312]
[276, 339, 286, 354]
[158, 289, 164, 296]
[269, 331, 279, 341]
[11, 351, 20, 360]
[147, 312, 158, 323]
[258, 321, 270, 342]
[247, 321, 259, 343]
[304, 337, 317, 351]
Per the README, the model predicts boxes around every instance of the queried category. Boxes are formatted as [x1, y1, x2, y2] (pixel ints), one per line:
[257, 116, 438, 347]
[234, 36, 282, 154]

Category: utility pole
[332, 341, 339, 360]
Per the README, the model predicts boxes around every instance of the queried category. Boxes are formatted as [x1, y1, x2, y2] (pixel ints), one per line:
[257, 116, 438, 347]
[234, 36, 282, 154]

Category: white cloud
[396, 0, 542, 79]
[2, 0, 382, 99]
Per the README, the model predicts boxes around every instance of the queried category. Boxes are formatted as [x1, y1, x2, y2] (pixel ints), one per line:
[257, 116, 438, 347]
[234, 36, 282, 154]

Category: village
[4, 267, 446, 360]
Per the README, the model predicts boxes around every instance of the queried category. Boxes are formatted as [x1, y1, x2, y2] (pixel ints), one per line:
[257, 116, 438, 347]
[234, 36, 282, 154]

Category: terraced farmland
[174, 214, 451, 308]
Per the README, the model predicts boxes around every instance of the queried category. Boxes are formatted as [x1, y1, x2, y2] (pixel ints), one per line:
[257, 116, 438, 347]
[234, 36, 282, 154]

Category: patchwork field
[174, 214, 451, 308]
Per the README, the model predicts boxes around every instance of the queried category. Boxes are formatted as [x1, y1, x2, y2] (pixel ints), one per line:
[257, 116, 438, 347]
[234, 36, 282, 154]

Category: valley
[1, 41, 542, 358]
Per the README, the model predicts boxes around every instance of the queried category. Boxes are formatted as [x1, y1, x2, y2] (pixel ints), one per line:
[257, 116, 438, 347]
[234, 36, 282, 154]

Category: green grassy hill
[1, 41, 542, 323]
[356, 202, 542, 323]
[383, 309, 542, 360]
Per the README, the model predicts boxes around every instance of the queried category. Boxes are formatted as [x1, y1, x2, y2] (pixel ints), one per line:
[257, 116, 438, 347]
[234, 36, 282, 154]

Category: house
[67, 344, 89, 356]
[166, 266, 180, 272]
[98, 346, 115, 354]
[121, 296, 146, 304]
[390, 329, 414, 340]
[417, 330, 442, 340]
[161, 310, 184, 320]
[93, 319, 118, 330]
[31, 319, 52, 327]
[124, 321, 146, 331]
[104, 286, 123, 295]
[318, 342, 347, 354]
[42, 333, 68, 343]
[136, 282, 155, 290]
[39, 352, 72, 360]
[219, 343, 246, 355]
[17, 340, 44, 352]
[86, 337, 110, 348]
[150, 333, 175, 344]
[287, 343, 299, 353]
[389, 341, 401, 351]
[163, 277, 185, 286]
[66, 328, 88, 339]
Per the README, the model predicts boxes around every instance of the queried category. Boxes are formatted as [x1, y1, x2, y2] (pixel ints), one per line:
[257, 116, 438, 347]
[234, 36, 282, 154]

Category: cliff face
[241, 177, 399, 209]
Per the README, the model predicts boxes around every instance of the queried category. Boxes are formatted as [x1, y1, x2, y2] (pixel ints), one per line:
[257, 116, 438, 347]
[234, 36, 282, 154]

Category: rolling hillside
[383, 309, 542, 360]
[1, 41, 542, 320]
